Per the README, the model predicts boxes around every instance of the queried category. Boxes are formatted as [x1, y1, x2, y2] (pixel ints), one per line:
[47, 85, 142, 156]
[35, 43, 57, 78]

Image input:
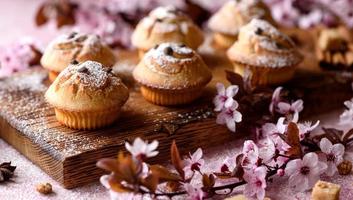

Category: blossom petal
[289, 173, 308, 191]
[147, 140, 159, 152]
[233, 110, 242, 123]
[291, 99, 304, 112]
[303, 153, 318, 168]
[277, 102, 291, 114]
[226, 118, 236, 132]
[325, 162, 337, 176]
[331, 143, 345, 157]
[226, 85, 239, 98]
[193, 148, 203, 161]
[216, 83, 225, 95]
[319, 138, 332, 154]
[213, 96, 225, 111]
[224, 98, 235, 109]
[285, 159, 301, 175]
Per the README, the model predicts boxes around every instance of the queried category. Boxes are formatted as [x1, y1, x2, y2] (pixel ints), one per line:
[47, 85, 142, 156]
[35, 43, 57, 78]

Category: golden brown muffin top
[133, 43, 212, 90]
[208, 0, 275, 36]
[131, 6, 204, 51]
[227, 19, 303, 68]
[40, 32, 116, 72]
[45, 61, 129, 111]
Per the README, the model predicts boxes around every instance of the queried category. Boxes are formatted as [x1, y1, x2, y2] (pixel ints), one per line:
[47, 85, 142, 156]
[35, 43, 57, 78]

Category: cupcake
[317, 27, 353, 71]
[41, 32, 116, 82]
[227, 19, 303, 86]
[45, 61, 129, 130]
[131, 6, 204, 59]
[133, 43, 212, 106]
[208, 0, 275, 49]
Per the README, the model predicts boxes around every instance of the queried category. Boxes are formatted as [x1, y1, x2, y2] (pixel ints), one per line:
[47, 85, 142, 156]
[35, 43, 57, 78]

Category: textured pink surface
[0, 1, 353, 199]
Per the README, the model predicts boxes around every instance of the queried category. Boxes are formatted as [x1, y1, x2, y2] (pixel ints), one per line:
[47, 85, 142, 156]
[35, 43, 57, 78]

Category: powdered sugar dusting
[49, 32, 102, 53]
[59, 61, 120, 89]
[243, 19, 295, 52]
[144, 43, 194, 74]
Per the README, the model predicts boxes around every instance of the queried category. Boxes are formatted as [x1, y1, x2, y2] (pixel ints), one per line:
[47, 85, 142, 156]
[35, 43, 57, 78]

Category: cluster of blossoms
[264, 0, 353, 28]
[213, 83, 242, 132]
[0, 38, 42, 77]
[98, 84, 352, 200]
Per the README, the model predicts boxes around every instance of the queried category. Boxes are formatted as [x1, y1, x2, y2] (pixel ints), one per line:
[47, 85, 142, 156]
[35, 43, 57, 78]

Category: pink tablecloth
[1, 1, 353, 200]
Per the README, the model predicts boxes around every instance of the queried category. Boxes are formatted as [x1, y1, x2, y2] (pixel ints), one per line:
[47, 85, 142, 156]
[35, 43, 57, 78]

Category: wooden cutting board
[0, 40, 352, 188]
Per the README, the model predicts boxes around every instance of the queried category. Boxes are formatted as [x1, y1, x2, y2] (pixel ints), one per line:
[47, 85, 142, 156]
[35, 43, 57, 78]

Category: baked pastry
[317, 27, 353, 71]
[311, 180, 340, 200]
[41, 32, 116, 82]
[208, 0, 275, 49]
[227, 19, 303, 86]
[45, 61, 129, 130]
[131, 6, 204, 59]
[133, 43, 212, 106]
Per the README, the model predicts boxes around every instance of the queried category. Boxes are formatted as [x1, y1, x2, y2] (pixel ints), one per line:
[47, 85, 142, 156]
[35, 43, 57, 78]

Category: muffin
[316, 27, 353, 71]
[133, 43, 212, 106]
[131, 6, 204, 59]
[208, 0, 275, 49]
[41, 32, 116, 82]
[45, 61, 129, 130]
[227, 19, 303, 86]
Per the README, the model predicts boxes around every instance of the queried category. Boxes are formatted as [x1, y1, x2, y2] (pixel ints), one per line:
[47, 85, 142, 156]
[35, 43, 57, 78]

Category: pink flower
[319, 138, 345, 176]
[297, 120, 320, 140]
[261, 118, 290, 152]
[213, 83, 239, 111]
[339, 98, 353, 126]
[125, 138, 159, 160]
[241, 140, 259, 169]
[183, 148, 205, 178]
[243, 166, 267, 200]
[220, 156, 237, 173]
[0, 38, 41, 77]
[184, 183, 205, 200]
[285, 153, 327, 191]
[269, 86, 282, 114]
[277, 99, 304, 121]
[216, 101, 242, 132]
[258, 138, 276, 164]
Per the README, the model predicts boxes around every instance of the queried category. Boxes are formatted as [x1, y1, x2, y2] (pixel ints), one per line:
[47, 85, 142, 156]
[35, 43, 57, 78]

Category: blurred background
[0, 0, 352, 76]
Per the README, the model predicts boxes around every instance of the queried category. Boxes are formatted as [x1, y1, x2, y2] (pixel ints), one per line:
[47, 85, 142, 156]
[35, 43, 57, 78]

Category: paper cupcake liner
[140, 86, 203, 106]
[48, 71, 60, 83]
[54, 107, 121, 130]
[233, 62, 296, 86]
[213, 33, 237, 49]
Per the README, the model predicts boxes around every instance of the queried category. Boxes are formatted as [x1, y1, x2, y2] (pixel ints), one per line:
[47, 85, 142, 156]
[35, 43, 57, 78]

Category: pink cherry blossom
[243, 166, 267, 200]
[125, 137, 159, 160]
[319, 138, 345, 176]
[269, 86, 282, 114]
[285, 153, 327, 191]
[258, 138, 276, 164]
[220, 156, 236, 173]
[261, 118, 290, 152]
[297, 120, 320, 140]
[277, 99, 303, 121]
[339, 98, 353, 127]
[241, 140, 259, 169]
[183, 148, 205, 178]
[213, 83, 239, 112]
[184, 183, 205, 200]
[216, 101, 242, 132]
[0, 38, 41, 77]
